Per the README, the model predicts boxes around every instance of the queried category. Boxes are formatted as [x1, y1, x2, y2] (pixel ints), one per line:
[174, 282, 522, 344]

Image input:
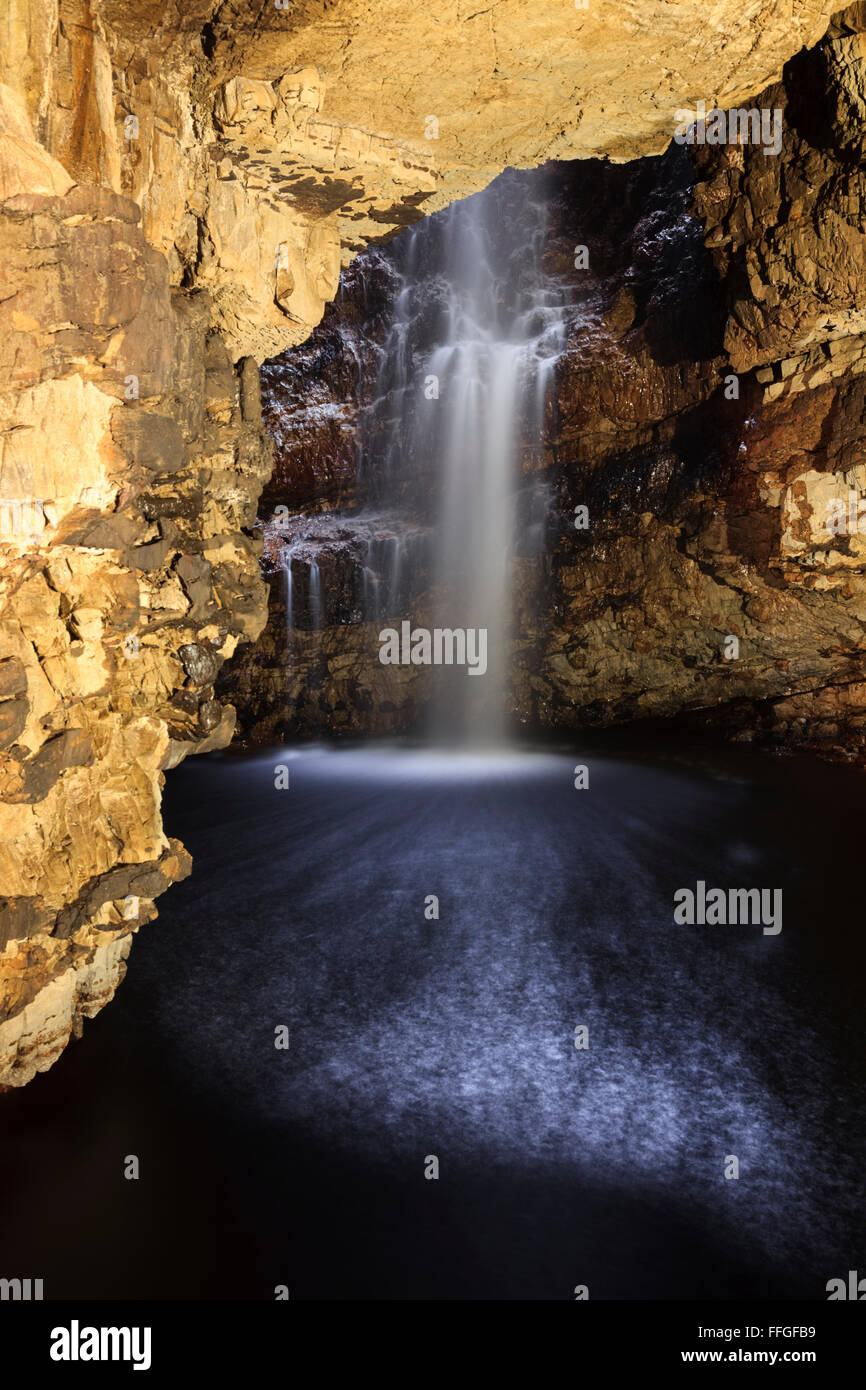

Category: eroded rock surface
[0, 172, 270, 1084]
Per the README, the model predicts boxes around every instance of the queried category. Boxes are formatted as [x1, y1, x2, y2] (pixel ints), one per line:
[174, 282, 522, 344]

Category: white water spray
[374, 175, 566, 743]
[277, 169, 566, 745]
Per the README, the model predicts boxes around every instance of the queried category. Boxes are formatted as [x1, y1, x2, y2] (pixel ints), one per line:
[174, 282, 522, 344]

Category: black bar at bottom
[3, 1299, 861, 1376]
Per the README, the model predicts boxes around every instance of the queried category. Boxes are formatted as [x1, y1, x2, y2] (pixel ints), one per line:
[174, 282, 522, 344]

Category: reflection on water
[1, 738, 864, 1300]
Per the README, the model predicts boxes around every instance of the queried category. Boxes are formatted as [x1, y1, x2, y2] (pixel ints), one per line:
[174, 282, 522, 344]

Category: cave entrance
[219, 146, 729, 748]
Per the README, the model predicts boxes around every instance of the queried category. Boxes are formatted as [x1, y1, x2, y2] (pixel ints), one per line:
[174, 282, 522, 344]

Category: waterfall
[284, 556, 293, 655]
[308, 561, 322, 630]
[363, 170, 566, 745]
[280, 539, 322, 662]
[274, 167, 565, 745]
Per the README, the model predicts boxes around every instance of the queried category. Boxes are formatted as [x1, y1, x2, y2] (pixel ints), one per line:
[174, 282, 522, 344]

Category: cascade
[278, 167, 566, 744]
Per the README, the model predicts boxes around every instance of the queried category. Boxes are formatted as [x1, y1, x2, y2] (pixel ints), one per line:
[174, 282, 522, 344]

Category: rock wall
[227, 10, 866, 767]
[0, 0, 847, 1084]
[538, 21, 866, 754]
[0, 162, 272, 1084]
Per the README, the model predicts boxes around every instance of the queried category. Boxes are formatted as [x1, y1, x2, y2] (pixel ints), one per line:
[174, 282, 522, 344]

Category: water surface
[1, 739, 864, 1300]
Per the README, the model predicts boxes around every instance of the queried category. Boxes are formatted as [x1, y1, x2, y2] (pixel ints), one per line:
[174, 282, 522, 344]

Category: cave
[1, 0, 865, 1329]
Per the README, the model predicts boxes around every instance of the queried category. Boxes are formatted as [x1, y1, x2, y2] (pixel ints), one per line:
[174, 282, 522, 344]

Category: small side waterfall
[282, 542, 322, 637]
[308, 561, 322, 630]
[284, 557, 293, 654]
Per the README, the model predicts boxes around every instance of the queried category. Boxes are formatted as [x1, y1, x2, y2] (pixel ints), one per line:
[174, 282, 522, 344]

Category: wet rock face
[691, 35, 866, 381]
[542, 21, 866, 752]
[259, 250, 399, 514]
[533, 47, 866, 743]
[535, 22, 866, 755]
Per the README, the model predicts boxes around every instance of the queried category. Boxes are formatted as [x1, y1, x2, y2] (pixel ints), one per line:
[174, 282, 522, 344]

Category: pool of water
[1, 738, 864, 1300]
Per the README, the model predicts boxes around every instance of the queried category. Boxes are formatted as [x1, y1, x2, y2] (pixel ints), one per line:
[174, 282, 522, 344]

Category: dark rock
[179, 642, 219, 686]
[112, 410, 187, 476]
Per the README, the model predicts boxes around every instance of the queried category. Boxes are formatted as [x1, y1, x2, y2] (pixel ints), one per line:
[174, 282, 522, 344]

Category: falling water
[281, 538, 325, 649]
[308, 561, 322, 630]
[358, 169, 566, 745]
[284, 557, 293, 653]
[276, 169, 566, 743]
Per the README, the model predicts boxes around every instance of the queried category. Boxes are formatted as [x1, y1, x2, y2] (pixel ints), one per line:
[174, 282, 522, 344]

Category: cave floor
[2, 737, 865, 1299]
